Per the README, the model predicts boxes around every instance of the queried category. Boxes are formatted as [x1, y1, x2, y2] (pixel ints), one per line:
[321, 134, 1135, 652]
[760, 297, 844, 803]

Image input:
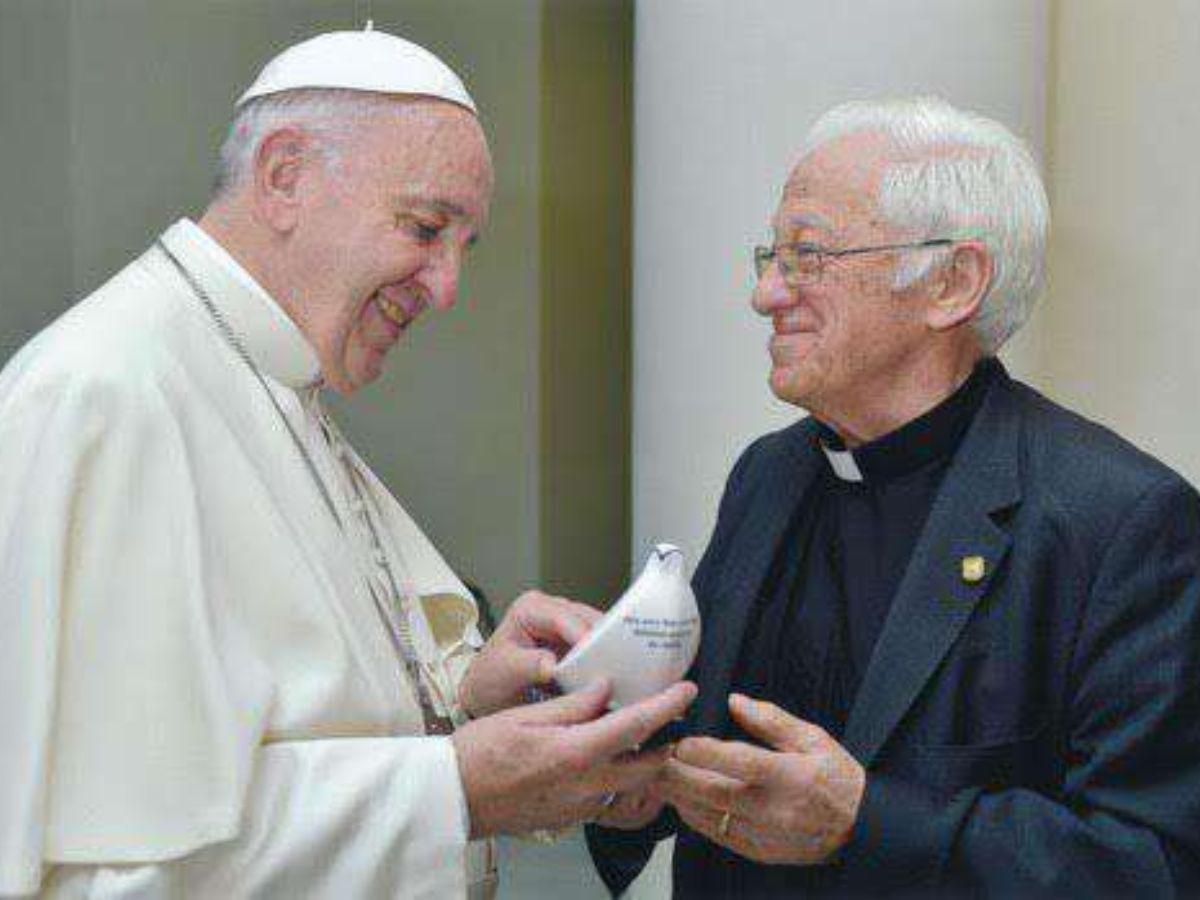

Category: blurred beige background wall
[0, 0, 632, 616]
[1044, 0, 1200, 487]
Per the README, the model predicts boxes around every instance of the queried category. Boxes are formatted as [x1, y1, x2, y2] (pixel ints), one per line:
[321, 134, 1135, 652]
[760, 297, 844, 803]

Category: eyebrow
[395, 195, 469, 219]
[396, 195, 482, 245]
[776, 211, 835, 234]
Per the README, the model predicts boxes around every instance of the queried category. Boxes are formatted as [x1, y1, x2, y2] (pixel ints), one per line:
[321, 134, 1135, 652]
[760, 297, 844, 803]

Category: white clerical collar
[158, 219, 322, 389]
[820, 444, 865, 483]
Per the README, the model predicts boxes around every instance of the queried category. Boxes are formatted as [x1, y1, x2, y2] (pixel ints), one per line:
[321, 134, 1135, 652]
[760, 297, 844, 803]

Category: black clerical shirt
[718, 358, 999, 896]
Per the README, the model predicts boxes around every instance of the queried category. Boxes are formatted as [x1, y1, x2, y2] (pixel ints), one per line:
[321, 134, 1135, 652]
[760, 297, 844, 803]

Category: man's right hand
[451, 679, 697, 838]
[458, 590, 601, 719]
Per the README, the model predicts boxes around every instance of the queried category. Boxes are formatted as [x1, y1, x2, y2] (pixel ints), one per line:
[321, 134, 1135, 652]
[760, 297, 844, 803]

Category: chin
[323, 364, 367, 396]
[339, 346, 388, 394]
[768, 368, 812, 409]
[342, 369, 377, 394]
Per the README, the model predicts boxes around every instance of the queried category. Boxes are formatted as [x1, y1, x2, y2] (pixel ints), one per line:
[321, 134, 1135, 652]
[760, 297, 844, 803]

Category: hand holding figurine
[453, 678, 697, 837]
[459, 590, 601, 718]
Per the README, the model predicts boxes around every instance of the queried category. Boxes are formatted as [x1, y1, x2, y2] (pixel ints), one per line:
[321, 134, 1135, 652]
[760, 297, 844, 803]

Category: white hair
[802, 96, 1049, 354]
[212, 88, 416, 197]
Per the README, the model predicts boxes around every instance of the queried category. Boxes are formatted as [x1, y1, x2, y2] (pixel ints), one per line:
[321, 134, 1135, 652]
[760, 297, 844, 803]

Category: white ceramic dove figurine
[554, 543, 701, 708]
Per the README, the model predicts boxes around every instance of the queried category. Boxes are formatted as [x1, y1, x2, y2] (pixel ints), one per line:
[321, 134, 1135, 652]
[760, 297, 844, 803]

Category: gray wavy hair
[802, 96, 1049, 354]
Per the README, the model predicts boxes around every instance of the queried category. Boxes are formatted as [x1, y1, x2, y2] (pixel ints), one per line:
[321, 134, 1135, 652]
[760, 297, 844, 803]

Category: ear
[250, 126, 315, 234]
[925, 240, 992, 332]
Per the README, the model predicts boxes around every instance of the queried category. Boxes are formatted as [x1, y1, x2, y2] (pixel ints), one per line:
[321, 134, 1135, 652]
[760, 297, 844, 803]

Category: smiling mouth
[376, 293, 410, 329]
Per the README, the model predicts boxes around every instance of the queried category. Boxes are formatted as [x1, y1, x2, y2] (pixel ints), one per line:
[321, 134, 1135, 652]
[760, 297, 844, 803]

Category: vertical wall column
[539, 0, 634, 607]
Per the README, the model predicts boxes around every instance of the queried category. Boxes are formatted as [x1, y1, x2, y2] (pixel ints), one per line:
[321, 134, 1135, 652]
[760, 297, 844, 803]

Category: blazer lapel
[694, 420, 824, 736]
[842, 377, 1023, 766]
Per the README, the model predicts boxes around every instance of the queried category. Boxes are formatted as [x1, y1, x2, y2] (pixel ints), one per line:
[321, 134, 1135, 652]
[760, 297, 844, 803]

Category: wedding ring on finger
[718, 808, 732, 837]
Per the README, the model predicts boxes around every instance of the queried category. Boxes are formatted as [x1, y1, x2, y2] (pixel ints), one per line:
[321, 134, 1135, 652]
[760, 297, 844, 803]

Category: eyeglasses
[753, 238, 956, 287]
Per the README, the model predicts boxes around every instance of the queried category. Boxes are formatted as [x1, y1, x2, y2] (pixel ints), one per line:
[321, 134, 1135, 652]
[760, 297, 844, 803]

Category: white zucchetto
[236, 25, 477, 114]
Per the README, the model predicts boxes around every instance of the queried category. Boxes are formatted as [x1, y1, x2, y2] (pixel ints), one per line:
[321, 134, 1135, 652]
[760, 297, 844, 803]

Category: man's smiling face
[752, 132, 930, 427]
[290, 98, 493, 394]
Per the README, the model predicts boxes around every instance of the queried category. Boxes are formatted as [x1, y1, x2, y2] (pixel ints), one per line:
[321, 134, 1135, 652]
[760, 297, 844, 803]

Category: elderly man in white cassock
[0, 28, 695, 900]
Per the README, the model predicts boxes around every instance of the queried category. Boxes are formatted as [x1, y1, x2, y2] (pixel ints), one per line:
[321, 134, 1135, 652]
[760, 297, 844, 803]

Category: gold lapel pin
[961, 555, 986, 584]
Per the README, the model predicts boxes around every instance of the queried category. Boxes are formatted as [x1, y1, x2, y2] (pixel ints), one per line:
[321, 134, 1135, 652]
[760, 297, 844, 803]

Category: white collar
[820, 444, 865, 483]
[158, 219, 322, 389]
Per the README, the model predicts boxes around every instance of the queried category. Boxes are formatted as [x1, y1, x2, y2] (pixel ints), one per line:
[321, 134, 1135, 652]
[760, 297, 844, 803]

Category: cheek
[346, 297, 383, 348]
[824, 274, 889, 340]
[786, 293, 865, 381]
[320, 296, 373, 373]
[347, 341, 379, 381]
[799, 293, 847, 355]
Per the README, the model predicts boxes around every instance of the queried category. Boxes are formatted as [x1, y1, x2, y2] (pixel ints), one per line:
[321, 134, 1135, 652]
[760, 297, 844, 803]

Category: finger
[525, 677, 611, 725]
[572, 682, 698, 760]
[729, 693, 826, 753]
[658, 758, 748, 815]
[513, 593, 602, 648]
[600, 743, 674, 793]
[671, 795, 759, 860]
[505, 645, 560, 685]
[673, 736, 777, 786]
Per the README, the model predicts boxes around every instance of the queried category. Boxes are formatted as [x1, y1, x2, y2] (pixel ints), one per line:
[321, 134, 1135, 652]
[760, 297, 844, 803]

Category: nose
[427, 245, 462, 312]
[751, 258, 794, 317]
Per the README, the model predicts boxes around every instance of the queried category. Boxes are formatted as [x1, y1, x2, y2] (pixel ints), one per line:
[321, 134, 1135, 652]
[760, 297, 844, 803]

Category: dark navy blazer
[589, 368, 1200, 897]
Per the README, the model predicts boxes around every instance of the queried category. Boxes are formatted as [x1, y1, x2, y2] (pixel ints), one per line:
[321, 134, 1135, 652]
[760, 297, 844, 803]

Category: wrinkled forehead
[347, 98, 494, 219]
[774, 131, 893, 236]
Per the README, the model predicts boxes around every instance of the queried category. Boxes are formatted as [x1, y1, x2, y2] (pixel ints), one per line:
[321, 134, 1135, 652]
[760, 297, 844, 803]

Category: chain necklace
[156, 239, 455, 736]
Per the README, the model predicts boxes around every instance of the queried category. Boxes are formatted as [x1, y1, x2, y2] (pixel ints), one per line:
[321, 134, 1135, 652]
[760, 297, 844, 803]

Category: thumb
[526, 678, 612, 726]
[728, 693, 823, 753]
[509, 645, 558, 686]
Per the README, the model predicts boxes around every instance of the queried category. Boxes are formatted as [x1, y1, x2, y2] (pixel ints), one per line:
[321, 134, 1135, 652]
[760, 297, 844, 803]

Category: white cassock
[0, 220, 497, 898]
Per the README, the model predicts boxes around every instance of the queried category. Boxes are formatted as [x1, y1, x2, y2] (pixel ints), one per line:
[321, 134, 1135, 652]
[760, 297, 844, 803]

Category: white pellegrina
[555, 543, 701, 708]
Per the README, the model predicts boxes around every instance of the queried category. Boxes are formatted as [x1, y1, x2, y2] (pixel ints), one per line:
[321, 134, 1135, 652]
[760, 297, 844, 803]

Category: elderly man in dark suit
[588, 96, 1200, 897]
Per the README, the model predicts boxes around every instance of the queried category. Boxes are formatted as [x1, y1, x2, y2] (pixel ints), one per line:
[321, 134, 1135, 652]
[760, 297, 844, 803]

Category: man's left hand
[657, 693, 866, 865]
[459, 590, 601, 718]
